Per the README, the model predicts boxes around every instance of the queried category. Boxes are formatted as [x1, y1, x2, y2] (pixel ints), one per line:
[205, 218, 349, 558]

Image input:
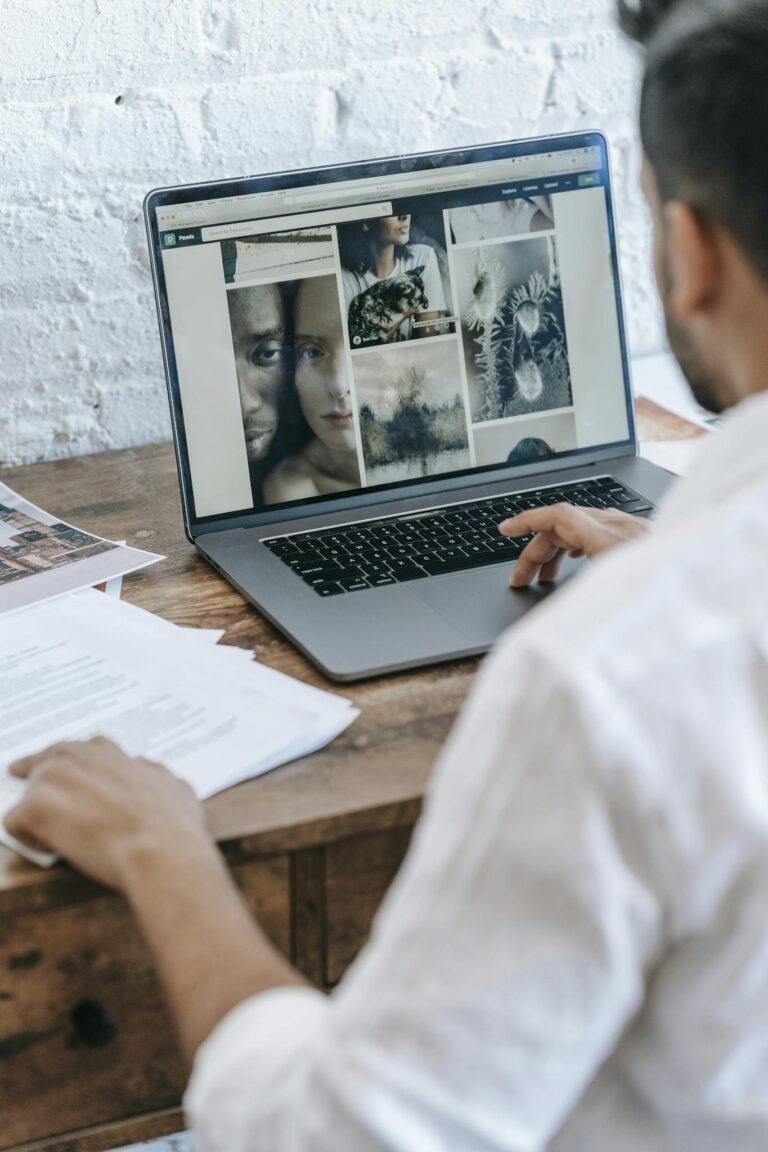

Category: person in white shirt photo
[7, 1, 768, 1149]
[339, 213, 450, 343]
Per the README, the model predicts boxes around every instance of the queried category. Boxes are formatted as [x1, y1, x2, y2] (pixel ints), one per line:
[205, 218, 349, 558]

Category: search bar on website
[201, 201, 393, 242]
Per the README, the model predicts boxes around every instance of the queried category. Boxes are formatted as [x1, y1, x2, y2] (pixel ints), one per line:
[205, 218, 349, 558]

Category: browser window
[157, 145, 629, 519]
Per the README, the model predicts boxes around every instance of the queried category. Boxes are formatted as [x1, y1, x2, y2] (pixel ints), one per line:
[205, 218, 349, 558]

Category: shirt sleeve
[185, 640, 664, 1152]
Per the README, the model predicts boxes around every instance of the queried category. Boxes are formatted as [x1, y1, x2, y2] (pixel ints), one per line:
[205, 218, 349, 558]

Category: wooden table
[0, 443, 478, 1152]
[0, 404, 693, 1151]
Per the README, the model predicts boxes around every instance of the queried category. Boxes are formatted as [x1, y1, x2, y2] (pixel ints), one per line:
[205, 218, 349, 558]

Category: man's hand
[4, 737, 208, 890]
[500, 504, 652, 588]
[6, 736, 305, 1065]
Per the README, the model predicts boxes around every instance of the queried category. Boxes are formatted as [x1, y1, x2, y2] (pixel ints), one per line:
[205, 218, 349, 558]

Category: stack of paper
[0, 590, 358, 866]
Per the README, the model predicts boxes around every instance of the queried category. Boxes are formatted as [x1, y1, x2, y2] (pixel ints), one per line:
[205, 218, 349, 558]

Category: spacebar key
[390, 565, 430, 582]
[421, 551, 500, 576]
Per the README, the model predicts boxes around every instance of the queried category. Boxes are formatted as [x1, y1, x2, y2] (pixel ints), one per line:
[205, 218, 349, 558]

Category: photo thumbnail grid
[220, 195, 579, 508]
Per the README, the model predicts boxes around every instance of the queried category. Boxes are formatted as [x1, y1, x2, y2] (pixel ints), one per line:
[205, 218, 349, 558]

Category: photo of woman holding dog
[338, 214, 453, 348]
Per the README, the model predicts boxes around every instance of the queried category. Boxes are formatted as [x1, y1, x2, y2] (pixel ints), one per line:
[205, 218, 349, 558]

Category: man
[7, 1, 768, 1148]
[226, 283, 286, 466]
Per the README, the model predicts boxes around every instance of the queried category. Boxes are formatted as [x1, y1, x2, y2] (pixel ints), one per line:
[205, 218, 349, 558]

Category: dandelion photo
[453, 236, 573, 422]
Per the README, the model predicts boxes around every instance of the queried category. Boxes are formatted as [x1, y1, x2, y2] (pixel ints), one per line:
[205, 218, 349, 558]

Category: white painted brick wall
[0, 0, 664, 467]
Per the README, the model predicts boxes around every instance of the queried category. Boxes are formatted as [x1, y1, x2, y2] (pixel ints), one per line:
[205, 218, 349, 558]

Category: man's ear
[663, 202, 719, 321]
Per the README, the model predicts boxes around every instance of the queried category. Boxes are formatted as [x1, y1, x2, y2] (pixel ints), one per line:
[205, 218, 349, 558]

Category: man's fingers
[537, 551, 568, 584]
[499, 503, 592, 548]
[510, 534, 566, 588]
[3, 802, 53, 854]
[9, 755, 36, 779]
[9, 736, 119, 779]
[9, 746, 73, 780]
[3, 781, 65, 850]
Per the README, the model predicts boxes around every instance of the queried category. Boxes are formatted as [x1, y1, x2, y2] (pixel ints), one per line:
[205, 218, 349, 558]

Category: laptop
[144, 131, 674, 681]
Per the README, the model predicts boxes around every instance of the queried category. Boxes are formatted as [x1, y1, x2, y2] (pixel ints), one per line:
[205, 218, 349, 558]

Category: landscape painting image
[353, 341, 471, 485]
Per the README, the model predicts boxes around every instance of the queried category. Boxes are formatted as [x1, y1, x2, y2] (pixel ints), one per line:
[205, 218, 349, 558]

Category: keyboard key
[267, 540, 299, 557]
[338, 579, 370, 592]
[313, 582, 345, 597]
[299, 564, 347, 581]
[437, 546, 468, 560]
[619, 499, 653, 513]
[422, 552, 502, 576]
[357, 561, 392, 577]
[390, 565, 430, 582]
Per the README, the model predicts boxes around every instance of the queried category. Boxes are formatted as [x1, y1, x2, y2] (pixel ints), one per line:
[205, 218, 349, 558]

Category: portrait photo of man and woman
[226, 276, 361, 507]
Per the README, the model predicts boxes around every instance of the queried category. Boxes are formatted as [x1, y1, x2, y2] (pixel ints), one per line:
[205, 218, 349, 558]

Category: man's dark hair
[618, 0, 768, 282]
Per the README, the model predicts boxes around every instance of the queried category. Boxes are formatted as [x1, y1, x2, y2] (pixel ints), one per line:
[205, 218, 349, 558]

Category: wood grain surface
[0, 442, 476, 904]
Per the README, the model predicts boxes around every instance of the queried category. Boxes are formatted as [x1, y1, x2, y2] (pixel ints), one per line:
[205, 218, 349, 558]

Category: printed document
[0, 592, 357, 866]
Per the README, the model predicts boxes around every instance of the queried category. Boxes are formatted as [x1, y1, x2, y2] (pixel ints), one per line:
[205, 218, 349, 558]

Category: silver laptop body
[145, 132, 674, 681]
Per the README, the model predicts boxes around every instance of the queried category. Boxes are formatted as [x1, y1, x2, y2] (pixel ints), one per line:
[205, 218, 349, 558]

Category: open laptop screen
[148, 135, 633, 523]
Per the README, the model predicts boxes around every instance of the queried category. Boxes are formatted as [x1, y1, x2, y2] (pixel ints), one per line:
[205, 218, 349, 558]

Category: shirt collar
[657, 389, 768, 529]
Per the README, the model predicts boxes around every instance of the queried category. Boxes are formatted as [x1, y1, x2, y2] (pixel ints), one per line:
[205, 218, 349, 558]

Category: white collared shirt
[186, 392, 768, 1152]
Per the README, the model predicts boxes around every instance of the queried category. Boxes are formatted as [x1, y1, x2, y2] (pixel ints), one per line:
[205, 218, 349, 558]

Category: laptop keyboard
[263, 476, 653, 597]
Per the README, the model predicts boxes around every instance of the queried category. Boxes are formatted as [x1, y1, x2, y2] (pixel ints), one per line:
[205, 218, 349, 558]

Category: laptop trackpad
[412, 556, 585, 646]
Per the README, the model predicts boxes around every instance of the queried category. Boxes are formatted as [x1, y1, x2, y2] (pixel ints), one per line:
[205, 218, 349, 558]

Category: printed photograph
[472, 411, 577, 468]
[221, 227, 336, 285]
[0, 479, 156, 616]
[338, 212, 455, 349]
[226, 276, 362, 507]
[454, 235, 573, 423]
[354, 341, 470, 485]
[449, 196, 554, 244]
[0, 504, 112, 586]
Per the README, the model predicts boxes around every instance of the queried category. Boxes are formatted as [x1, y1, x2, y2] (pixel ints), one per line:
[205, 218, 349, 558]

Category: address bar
[201, 200, 393, 242]
[285, 170, 480, 205]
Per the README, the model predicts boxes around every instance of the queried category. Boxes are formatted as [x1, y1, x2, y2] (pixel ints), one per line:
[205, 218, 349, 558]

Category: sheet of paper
[0, 594, 357, 865]
[0, 481, 161, 616]
[631, 384, 713, 479]
[75, 590, 245, 659]
[92, 541, 127, 598]
[634, 395, 710, 444]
